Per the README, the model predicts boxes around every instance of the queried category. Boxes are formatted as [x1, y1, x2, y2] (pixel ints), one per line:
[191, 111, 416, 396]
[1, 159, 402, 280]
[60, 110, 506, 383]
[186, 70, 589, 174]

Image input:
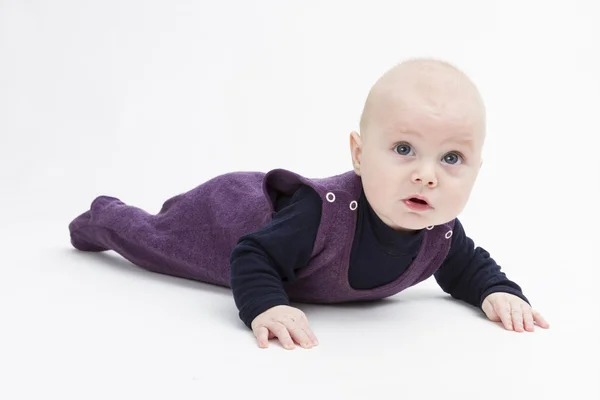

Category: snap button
[326, 192, 336, 202]
[426, 225, 434, 230]
[349, 200, 357, 210]
[445, 230, 453, 239]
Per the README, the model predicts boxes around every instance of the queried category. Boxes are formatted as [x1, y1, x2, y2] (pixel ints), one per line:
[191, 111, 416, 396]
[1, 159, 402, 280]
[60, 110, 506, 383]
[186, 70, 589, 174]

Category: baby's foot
[68, 196, 122, 252]
[69, 209, 108, 252]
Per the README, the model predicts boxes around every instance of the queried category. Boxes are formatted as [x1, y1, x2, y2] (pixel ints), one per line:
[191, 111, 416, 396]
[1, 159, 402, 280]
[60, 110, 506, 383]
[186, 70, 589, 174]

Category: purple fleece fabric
[69, 168, 455, 303]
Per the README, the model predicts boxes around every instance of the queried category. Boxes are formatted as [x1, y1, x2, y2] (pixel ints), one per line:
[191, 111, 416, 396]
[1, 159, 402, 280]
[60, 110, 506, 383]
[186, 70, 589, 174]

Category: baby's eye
[443, 152, 462, 165]
[394, 143, 413, 156]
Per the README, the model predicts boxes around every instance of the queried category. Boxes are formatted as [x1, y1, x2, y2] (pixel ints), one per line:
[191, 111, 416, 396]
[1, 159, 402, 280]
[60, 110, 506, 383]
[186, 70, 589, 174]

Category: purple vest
[262, 169, 455, 303]
[71, 168, 455, 304]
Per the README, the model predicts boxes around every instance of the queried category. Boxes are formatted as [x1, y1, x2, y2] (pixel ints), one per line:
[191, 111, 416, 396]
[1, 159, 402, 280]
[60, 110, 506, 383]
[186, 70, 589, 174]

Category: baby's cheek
[448, 189, 471, 215]
[364, 182, 386, 206]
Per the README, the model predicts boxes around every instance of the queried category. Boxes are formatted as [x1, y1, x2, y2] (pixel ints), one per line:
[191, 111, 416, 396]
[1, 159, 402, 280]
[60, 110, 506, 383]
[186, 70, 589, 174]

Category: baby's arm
[433, 219, 527, 306]
[229, 185, 322, 349]
[434, 219, 549, 331]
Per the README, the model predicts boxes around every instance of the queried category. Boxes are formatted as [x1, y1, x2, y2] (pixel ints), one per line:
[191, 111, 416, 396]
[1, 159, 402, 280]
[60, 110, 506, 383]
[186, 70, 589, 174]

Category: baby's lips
[403, 194, 433, 208]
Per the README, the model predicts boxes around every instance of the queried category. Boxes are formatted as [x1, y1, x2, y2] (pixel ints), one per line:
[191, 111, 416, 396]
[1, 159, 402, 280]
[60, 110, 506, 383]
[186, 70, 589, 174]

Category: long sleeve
[433, 219, 530, 309]
[229, 185, 322, 328]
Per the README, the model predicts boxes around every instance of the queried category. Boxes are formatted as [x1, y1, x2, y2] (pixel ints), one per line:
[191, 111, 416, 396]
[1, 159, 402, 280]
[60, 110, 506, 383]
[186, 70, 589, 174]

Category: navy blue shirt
[230, 185, 528, 328]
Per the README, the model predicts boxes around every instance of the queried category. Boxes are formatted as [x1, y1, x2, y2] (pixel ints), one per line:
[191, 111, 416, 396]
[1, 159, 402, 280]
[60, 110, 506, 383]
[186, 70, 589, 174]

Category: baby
[68, 58, 549, 350]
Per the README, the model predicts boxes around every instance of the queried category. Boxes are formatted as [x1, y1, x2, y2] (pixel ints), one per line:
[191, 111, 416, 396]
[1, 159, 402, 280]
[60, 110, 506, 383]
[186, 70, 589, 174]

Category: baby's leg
[68, 195, 195, 279]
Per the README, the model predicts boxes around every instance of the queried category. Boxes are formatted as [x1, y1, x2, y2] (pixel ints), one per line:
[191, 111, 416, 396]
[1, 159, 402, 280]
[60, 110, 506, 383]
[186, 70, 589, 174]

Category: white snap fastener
[349, 200, 357, 210]
[326, 192, 336, 202]
[445, 230, 453, 239]
[426, 225, 434, 230]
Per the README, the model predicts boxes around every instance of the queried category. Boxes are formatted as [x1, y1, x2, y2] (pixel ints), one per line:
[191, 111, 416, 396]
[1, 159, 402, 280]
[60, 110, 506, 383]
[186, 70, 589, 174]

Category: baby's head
[350, 58, 486, 232]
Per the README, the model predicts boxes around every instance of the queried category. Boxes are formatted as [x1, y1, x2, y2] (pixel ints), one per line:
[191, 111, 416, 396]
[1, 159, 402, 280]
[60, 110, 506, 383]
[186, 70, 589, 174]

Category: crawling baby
[69, 58, 550, 350]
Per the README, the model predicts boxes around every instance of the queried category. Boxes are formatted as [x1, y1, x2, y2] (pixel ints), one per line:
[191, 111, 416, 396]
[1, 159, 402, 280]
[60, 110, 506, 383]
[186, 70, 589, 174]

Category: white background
[1, 0, 599, 399]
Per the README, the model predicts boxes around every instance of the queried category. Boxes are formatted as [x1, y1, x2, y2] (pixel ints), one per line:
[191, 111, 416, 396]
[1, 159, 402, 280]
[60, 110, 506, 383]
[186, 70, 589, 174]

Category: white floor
[1, 213, 598, 399]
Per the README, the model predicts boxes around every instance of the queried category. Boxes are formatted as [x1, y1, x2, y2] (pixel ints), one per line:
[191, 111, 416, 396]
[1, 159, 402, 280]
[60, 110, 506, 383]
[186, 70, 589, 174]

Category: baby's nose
[412, 170, 437, 186]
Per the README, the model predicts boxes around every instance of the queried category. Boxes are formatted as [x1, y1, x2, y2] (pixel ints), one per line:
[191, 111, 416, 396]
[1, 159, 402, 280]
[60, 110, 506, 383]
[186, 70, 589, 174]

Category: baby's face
[351, 76, 485, 231]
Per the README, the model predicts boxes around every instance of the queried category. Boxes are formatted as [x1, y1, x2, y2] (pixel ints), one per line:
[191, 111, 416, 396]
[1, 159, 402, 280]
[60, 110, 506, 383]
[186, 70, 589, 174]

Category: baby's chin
[385, 216, 428, 232]
[389, 213, 453, 232]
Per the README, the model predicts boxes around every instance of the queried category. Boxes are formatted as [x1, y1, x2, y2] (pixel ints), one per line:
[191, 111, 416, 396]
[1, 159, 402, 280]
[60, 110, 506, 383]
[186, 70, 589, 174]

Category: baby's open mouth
[409, 198, 428, 205]
[403, 196, 432, 211]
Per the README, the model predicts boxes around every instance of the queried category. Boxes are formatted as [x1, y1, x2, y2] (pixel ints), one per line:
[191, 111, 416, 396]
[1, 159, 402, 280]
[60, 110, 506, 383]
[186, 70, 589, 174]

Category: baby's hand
[482, 292, 550, 332]
[251, 305, 319, 350]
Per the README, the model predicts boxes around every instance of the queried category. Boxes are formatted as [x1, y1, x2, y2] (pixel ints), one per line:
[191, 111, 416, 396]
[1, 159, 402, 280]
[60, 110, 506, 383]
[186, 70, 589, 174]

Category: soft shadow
[60, 247, 490, 332]
[61, 247, 231, 297]
[293, 290, 453, 314]
[61, 247, 255, 331]
[439, 296, 488, 320]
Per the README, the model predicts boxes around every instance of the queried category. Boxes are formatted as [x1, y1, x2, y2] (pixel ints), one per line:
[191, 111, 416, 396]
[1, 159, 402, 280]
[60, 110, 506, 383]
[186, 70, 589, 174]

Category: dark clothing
[68, 168, 526, 330]
[230, 184, 527, 328]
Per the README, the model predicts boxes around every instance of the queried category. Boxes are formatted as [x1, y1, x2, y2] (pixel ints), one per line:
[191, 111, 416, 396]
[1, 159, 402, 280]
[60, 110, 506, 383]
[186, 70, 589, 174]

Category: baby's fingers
[286, 322, 318, 349]
[304, 325, 319, 346]
[522, 305, 535, 332]
[270, 322, 296, 350]
[492, 299, 513, 331]
[254, 326, 270, 348]
[511, 305, 524, 332]
[533, 310, 550, 329]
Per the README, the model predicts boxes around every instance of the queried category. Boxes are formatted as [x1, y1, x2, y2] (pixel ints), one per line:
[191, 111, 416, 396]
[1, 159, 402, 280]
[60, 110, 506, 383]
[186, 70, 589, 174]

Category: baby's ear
[349, 131, 362, 174]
